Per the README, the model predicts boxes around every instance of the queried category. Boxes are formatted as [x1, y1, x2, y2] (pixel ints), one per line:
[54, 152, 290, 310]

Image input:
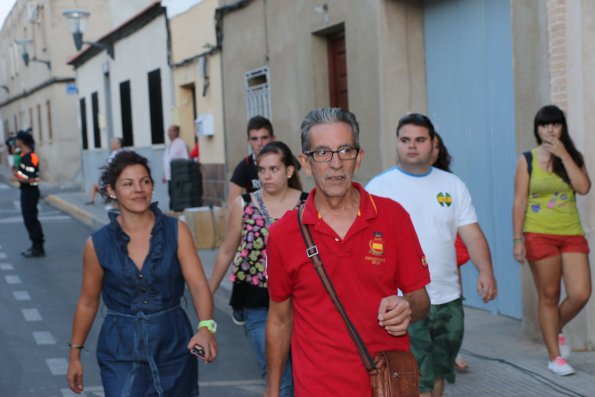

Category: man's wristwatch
[197, 319, 217, 334]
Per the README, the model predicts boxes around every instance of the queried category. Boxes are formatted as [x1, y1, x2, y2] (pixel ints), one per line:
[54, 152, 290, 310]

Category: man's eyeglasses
[303, 147, 359, 163]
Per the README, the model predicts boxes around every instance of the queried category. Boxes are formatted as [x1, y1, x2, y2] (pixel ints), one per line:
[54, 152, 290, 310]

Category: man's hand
[476, 270, 498, 303]
[378, 295, 411, 336]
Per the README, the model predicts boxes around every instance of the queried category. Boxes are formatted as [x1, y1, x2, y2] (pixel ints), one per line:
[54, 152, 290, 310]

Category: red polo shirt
[267, 183, 430, 397]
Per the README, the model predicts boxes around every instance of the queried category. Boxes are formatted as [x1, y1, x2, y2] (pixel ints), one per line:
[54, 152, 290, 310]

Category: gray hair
[300, 108, 360, 152]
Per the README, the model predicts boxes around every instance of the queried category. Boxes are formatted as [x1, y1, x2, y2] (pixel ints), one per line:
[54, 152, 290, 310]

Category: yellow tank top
[524, 149, 583, 235]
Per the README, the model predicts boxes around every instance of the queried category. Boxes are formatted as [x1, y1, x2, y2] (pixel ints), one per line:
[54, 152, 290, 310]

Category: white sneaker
[547, 356, 575, 376]
[558, 333, 570, 359]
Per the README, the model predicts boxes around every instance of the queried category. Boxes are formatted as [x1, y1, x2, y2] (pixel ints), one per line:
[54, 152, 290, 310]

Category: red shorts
[524, 232, 590, 262]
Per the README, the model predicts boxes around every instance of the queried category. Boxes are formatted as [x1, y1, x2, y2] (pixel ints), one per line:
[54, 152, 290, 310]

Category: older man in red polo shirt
[264, 108, 431, 397]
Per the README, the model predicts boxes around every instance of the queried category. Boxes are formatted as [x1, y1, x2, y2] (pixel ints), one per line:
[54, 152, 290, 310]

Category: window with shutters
[245, 66, 271, 120]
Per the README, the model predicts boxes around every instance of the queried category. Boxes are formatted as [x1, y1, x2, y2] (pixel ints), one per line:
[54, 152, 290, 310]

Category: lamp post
[63, 10, 114, 59]
[14, 38, 51, 69]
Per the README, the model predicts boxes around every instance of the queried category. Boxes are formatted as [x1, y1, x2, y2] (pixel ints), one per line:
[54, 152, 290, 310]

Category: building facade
[0, 0, 109, 186]
[69, 0, 227, 209]
[169, 0, 226, 206]
[218, 0, 595, 350]
[69, 1, 174, 209]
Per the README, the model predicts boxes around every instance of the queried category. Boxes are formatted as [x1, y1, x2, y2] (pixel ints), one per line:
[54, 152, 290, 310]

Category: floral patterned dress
[229, 191, 308, 309]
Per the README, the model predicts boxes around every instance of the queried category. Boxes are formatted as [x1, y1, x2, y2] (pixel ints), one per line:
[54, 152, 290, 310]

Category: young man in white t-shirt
[366, 113, 498, 397]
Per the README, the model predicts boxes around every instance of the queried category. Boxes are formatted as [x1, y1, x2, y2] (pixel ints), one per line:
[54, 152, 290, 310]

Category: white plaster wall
[75, 12, 172, 210]
[75, 53, 111, 149]
[109, 15, 172, 148]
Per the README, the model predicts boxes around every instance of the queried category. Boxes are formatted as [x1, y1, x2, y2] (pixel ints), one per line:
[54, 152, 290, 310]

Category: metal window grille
[244, 66, 271, 120]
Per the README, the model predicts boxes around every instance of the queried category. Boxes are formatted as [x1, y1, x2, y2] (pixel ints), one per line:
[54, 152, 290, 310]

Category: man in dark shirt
[13, 131, 45, 257]
[227, 116, 275, 209]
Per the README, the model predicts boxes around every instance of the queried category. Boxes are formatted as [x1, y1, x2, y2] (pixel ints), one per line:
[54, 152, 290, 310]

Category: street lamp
[14, 38, 51, 69]
[63, 10, 114, 59]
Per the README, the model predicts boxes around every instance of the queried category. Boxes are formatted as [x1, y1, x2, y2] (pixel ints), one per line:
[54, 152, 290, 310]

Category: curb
[45, 194, 106, 229]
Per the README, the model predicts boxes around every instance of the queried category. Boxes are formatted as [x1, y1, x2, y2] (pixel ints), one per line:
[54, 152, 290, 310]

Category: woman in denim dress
[67, 151, 217, 396]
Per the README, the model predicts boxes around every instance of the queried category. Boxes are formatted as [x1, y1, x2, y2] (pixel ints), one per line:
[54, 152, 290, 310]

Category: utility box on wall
[195, 113, 214, 137]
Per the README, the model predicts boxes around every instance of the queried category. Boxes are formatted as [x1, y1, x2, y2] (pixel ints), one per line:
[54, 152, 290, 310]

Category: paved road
[0, 182, 263, 397]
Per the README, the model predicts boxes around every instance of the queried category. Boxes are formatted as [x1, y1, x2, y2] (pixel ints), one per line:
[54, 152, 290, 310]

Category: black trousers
[168, 180, 174, 210]
[20, 187, 44, 245]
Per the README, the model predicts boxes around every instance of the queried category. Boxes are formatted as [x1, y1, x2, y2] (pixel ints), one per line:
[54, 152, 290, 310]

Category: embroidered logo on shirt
[437, 192, 452, 207]
[365, 232, 386, 265]
[369, 232, 385, 256]
[421, 255, 428, 267]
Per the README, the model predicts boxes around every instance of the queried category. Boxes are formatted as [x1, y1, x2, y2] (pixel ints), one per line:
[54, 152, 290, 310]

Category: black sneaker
[21, 247, 46, 258]
[232, 309, 245, 325]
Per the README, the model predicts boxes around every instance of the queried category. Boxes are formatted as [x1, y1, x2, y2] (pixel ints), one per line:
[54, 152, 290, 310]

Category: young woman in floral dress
[209, 141, 306, 396]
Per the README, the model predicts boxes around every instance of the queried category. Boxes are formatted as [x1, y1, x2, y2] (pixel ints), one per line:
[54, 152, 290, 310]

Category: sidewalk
[3, 168, 594, 396]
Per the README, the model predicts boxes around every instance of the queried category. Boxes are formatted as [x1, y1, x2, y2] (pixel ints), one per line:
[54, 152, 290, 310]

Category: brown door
[328, 31, 348, 110]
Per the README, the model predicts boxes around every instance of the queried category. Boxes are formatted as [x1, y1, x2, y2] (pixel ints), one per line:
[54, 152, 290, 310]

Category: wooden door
[328, 32, 348, 110]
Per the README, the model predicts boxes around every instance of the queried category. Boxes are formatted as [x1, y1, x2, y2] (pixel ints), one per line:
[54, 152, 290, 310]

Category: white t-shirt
[366, 166, 478, 305]
[163, 137, 189, 181]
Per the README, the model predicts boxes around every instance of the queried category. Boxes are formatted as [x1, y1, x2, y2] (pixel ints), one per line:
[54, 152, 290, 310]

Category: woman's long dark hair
[433, 132, 452, 173]
[256, 141, 302, 191]
[533, 105, 584, 184]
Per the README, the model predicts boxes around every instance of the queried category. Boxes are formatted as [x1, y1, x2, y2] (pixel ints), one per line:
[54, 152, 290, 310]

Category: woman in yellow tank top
[512, 105, 591, 376]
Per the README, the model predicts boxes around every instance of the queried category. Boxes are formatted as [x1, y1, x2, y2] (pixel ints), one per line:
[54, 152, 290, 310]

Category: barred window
[245, 66, 271, 120]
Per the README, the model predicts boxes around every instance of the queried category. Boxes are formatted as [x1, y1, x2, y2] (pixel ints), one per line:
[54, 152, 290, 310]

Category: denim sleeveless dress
[91, 203, 198, 397]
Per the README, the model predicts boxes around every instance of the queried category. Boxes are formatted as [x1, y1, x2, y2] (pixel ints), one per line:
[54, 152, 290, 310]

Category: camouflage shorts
[408, 298, 464, 392]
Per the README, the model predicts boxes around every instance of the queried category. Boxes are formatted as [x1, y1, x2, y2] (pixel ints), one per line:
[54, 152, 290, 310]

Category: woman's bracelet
[68, 343, 85, 350]
[513, 237, 524, 244]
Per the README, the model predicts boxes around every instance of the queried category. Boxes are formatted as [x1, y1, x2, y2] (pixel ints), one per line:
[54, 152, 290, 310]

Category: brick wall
[547, 0, 568, 109]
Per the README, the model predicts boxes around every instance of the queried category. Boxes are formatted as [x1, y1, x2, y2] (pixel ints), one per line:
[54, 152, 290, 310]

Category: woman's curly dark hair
[98, 151, 153, 201]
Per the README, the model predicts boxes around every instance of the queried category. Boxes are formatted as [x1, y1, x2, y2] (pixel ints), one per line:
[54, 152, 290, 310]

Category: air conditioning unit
[27, 2, 40, 24]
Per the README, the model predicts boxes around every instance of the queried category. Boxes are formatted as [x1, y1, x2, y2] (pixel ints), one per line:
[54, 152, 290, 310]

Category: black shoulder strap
[522, 151, 533, 176]
[299, 192, 309, 201]
[296, 206, 378, 374]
